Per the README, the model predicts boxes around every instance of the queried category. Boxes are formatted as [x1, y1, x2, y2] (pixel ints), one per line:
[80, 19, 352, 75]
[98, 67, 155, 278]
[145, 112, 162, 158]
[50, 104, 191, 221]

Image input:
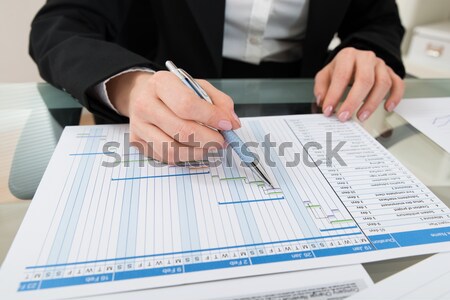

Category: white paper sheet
[1, 114, 450, 300]
[395, 97, 450, 153]
[84, 264, 373, 300]
[349, 252, 450, 300]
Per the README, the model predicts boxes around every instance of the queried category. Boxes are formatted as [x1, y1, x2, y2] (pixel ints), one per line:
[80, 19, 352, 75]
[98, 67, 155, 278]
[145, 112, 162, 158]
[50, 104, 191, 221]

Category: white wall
[0, 0, 45, 82]
[0, 0, 449, 83]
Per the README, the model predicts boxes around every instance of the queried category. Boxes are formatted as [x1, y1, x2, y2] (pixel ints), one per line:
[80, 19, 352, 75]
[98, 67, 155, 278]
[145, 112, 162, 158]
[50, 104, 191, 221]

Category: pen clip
[166, 61, 212, 102]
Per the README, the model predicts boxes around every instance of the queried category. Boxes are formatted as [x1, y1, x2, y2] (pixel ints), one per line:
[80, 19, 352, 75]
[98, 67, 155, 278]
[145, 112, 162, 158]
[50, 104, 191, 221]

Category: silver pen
[165, 60, 274, 188]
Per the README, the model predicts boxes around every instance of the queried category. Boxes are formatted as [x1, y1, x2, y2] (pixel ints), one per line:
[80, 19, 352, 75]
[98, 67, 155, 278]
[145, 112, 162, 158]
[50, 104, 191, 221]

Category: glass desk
[0, 79, 449, 284]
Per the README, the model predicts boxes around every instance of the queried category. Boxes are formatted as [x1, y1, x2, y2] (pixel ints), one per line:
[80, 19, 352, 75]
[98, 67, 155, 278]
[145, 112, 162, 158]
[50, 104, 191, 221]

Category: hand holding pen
[166, 61, 274, 187]
[104, 62, 241, 164]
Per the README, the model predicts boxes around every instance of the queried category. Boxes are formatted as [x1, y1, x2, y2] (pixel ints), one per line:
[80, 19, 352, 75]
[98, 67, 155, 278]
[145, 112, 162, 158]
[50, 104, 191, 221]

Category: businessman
[30, 0, 405, 163]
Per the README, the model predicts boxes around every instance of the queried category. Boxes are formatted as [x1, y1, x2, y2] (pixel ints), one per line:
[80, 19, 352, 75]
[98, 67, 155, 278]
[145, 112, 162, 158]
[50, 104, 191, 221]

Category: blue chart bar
[69, 152, 115, 156]
[319, 226, 359, 232]
[111, 172, 210, 181]
[76, 136, 107, 138]
[218, 197, 285, 205]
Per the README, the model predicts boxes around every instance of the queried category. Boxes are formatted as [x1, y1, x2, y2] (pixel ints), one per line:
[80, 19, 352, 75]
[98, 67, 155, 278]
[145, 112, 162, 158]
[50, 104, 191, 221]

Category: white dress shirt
[223, 0, 309, 64]
[96, 0, 309, 112]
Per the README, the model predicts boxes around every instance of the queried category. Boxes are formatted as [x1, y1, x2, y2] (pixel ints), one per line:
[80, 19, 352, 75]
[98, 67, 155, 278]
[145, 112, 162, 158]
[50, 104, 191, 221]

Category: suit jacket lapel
[185, 0, 226, 74]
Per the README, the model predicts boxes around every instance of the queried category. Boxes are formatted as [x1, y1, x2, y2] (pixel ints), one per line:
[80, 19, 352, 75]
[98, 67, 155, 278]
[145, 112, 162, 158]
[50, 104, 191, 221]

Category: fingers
[316, 48, 405, 122]
[131, 122, 208, 164]
[197, 79, 241, 128]
[127, 71, 237, 164]
[136, 96, 225, 148]
[336, 51, 377, 122]
[322, 48, 357, 117]
[152, 71, 235, 131]
[314, 66, 332, 107]
[384, 67, 405, 112]
[357, 60, 392, 122]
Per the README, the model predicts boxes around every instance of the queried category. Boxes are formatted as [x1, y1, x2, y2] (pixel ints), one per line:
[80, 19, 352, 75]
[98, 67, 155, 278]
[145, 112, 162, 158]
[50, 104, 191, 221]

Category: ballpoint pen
[165, 60, 275, 188]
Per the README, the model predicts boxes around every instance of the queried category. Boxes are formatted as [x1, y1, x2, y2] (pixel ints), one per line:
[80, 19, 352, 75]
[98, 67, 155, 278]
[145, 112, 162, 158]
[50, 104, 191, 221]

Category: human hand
[314, 47, 405, 122]
[107, 71, 241, 164]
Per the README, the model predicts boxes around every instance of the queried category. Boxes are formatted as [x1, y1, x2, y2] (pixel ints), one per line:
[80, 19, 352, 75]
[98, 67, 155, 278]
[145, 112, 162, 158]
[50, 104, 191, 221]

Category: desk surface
[1, 79, 449, 284]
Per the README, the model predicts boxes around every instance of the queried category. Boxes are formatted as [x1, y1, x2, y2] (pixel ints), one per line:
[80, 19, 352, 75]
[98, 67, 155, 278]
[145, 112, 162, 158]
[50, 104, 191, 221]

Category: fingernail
[232, 111, 241, 126]
[338, 111, 350, 122]
[359, 111, 370, 122]
[218, 120, 232, 130]
[324, 106, 333, 117]
[316, 95, 322, 106]
[387, 103, 396, 113]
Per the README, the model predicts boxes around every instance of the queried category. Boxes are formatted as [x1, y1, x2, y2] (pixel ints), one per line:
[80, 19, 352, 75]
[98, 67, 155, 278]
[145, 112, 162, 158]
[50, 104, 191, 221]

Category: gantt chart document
[1, 115, 449, 299]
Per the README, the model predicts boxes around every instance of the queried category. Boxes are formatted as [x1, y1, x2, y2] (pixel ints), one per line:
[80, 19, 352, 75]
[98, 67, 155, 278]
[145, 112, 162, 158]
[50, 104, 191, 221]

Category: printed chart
[1, 115, 450, 299]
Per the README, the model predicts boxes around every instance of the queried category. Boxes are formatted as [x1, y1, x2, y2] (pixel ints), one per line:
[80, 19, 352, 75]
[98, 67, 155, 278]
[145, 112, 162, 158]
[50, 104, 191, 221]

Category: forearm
[29, 0, 157, 122]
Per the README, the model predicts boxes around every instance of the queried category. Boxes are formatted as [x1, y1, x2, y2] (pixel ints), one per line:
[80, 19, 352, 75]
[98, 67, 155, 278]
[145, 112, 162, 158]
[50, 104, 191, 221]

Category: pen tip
[251, 162, 275, 188]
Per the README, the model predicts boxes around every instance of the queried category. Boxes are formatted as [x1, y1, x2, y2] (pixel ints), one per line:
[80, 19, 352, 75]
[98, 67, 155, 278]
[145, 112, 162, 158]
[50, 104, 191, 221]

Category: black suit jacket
[30, 0, 405, 123]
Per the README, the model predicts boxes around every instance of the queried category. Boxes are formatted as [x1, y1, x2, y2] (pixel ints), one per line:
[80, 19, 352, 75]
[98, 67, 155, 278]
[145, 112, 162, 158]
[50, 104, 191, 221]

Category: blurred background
[0, 0, 449, 82]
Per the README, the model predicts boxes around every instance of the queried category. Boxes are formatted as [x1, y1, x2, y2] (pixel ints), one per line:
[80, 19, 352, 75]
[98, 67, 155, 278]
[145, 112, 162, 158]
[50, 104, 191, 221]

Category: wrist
[106, 71, 152, 117]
